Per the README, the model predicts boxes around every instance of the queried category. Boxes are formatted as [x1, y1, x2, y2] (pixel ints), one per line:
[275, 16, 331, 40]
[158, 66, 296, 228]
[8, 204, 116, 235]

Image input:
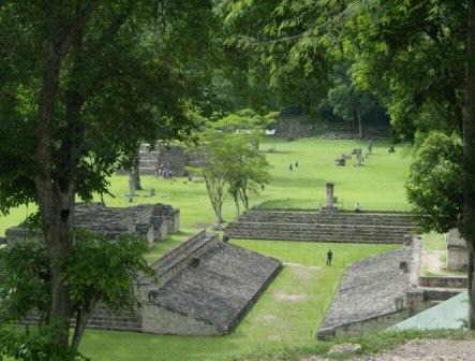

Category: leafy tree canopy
[406, 132, 463, 233]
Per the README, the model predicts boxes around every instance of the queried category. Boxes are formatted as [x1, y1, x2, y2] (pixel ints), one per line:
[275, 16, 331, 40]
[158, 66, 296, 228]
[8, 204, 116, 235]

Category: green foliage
[210, 109, 273, 133]
[196, 129, 271, 221]
[0, 231, 152, 352]
[0, 326, 88, 361]
[0, 241, 49, 323]
[67, 231, 152, 314]
[346, 0, 466, 140]
[407, 132, 463, 232]
[0, 0, 214, 211]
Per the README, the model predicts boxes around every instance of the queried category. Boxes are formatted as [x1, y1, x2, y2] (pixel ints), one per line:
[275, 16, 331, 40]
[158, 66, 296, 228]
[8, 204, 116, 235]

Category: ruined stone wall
[448, 247, 468, 272]
[137, 143, 206, 176]
[419, 276, 468, 289]
[141, 304, 219, 336]
[5, 203, 180, 245]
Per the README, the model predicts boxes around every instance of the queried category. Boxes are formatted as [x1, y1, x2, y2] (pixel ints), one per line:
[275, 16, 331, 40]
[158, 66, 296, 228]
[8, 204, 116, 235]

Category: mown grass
[0, 137, 418, 361]
[0, 137, 413, 237]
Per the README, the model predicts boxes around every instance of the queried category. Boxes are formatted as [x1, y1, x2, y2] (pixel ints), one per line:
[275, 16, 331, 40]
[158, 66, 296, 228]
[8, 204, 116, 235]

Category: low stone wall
[419, 276, 467, 289]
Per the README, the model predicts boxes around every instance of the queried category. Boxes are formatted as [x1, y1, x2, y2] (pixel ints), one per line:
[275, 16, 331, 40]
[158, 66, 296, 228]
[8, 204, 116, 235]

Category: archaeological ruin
[138, 231, 282, 335]
[225, 183, 419, 244]
[224, 208, 419, 244]
[5, 203, 180, 246]
[4, 208, 281, 335]
[317, 245, 416, 339]
[137, 143, 205, 177]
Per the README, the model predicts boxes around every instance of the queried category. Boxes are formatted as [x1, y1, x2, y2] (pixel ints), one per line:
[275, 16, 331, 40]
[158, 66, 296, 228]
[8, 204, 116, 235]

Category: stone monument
[322, 182, 337, 212]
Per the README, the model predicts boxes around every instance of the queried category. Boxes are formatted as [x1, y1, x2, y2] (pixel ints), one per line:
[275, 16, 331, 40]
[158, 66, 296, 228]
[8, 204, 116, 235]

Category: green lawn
[0, 137, 413, 360]
[0, 137, 413, 237]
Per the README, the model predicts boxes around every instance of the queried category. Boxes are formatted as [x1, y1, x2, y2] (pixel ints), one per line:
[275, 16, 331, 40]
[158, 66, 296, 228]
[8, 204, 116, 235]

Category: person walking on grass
[326, 249, 333, 266]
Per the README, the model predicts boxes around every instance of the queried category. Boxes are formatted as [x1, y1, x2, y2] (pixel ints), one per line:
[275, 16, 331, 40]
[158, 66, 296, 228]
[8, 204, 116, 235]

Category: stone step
[237, 215, 417, 225]
[228, 221, 414, 229]
[420, 287, 463, 301]
[225, 231, 407, 244]
[225, 227, 414, 237]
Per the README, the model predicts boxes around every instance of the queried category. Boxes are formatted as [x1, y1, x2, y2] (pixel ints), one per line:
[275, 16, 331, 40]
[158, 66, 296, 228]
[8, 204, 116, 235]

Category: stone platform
[225, 209, 419, 244]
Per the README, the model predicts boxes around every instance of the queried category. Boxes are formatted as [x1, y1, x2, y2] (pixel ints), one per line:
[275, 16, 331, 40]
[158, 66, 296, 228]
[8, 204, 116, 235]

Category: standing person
[326, 249, 333, 266]
[289, 163, 293, 171]
[295, 161, 299, 168]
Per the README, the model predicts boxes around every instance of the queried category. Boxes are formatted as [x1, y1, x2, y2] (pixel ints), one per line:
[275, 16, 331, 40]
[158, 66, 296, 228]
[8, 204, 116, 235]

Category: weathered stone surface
[317, 247, 413, 339]
[137, 143, 206, 176]
[5, 203, 179, 245]
[225, 209, 420, 244]
[140, 234, 282, 335]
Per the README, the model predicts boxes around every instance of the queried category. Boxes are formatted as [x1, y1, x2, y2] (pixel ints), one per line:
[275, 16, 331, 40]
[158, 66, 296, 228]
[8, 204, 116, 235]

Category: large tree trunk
[36, 45, 74, 348]
[34, 3, 97, 348]
[129, 151, 143, 192]
[463, 0, 475, 330]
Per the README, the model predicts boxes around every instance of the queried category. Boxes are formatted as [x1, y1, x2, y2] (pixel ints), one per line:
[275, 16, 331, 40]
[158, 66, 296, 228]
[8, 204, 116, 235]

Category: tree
[0, 232, 151, 358]
[327, 66, 387, 138]
[196, 129, 270, 223]
[221, 134, 270, 215]
[463, 0, 475, 329]
[0, 0, 213, 351]
[219, 0, 475, 328]
[406, 132, 463, 232]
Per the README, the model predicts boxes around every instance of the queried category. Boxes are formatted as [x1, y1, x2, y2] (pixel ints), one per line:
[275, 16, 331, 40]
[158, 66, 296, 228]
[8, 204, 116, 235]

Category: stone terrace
[225, 209, 419, 244]
[317, 247, 412, 339]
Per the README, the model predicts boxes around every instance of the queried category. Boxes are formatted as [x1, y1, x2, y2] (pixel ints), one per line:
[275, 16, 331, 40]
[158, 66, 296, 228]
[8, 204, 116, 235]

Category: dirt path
[301, 340, 475, 361]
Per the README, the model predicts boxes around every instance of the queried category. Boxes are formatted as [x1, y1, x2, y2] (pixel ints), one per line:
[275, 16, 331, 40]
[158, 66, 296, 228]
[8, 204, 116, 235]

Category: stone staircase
[86, 305, 143, 332]
[225, 209, 420, 244]
[138, 144, 160, 175]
